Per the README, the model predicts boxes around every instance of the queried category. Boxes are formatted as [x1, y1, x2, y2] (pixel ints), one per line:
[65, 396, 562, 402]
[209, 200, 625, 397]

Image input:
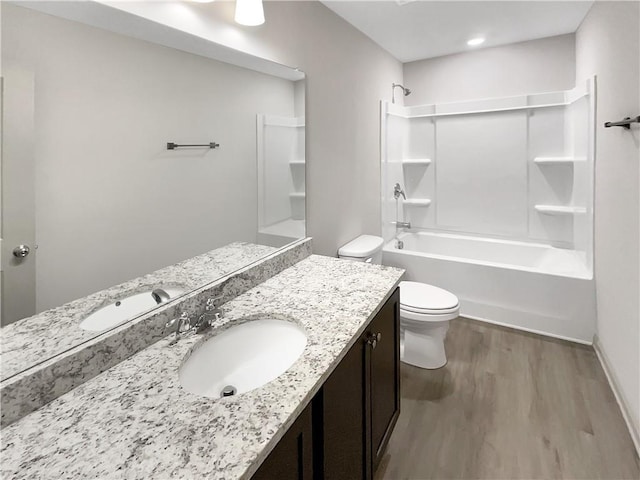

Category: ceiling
[320, 1, 594, 63]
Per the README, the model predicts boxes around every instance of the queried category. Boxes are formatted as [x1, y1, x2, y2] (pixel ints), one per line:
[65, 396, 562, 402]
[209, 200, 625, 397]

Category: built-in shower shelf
[535, 205, 587, 215]
[403, 198, 431, 206]
[534, 157, 586, 164]
[402, 158, 432, 166]
[289, 192, 306, 199]
[289, 160, 306, 166]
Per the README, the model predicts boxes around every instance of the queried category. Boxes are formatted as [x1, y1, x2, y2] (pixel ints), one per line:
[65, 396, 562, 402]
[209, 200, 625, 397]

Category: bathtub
[383, 231, 596, 344]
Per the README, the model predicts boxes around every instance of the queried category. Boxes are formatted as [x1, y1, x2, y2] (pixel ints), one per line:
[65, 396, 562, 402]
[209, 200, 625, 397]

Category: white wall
[3, 5, 296, 311]
[90, 0, 404, 256]
[404, 34, 576, 105]
[575, 1, 640, 449]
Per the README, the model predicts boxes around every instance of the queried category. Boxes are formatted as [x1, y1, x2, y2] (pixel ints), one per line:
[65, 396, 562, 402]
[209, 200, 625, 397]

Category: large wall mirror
[0, 2, 306, 380]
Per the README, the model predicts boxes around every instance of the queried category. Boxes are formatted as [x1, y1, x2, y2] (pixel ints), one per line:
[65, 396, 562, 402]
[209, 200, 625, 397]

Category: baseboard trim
[593, 335, 640, 457]
[461, 313, 592, 346]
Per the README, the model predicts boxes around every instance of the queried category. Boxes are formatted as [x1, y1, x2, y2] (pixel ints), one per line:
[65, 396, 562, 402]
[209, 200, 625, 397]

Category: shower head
[392, 83, 411, 103]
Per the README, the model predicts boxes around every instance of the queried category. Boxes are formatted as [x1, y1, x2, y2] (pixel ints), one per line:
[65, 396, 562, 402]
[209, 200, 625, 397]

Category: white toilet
[338, 235, 460, 369]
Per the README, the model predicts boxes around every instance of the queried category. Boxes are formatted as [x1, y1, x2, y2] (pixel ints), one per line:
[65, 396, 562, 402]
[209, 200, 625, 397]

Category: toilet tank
[338, 235, 384, 264]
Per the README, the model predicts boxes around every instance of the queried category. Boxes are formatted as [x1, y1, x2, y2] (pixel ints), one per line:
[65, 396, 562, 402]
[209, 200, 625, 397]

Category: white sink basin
[80, 287, 185, 332]
[179, 319, 307, 398]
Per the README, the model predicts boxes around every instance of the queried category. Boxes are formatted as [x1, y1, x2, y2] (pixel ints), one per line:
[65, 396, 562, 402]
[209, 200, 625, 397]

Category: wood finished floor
[376, 318, 640, 480]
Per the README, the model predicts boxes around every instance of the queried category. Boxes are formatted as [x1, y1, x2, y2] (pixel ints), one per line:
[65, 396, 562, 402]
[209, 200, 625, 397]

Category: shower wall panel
[435, 111, 528, 236]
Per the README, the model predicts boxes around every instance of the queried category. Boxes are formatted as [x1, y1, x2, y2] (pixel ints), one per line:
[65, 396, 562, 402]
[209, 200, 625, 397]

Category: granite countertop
[1, 242, 277, 380]
[0, 255, 404, 479]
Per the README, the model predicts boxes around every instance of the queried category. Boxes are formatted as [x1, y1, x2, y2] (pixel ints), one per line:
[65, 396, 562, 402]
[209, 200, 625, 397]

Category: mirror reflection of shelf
[402, 158, 432, 166]
[534, 157, 587, 164]
[289, 160, 305, 166]
[535, 205, 587, 215]
[289, 192, 306, 199]
[259, 218, 306, 238]
[402, 198, 431, 206]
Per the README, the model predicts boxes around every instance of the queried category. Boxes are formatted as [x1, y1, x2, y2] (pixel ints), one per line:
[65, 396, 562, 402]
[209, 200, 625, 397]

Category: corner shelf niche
[402, 158, 432, 166]
[534, 205, 586, 215]
[403, 198, 431, 207]
[534, 157, 586, 165]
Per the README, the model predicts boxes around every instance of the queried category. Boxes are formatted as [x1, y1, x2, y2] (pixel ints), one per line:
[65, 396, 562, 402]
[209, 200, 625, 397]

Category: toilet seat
[401, 304, 460, 316]
[399, 281, 459, 317]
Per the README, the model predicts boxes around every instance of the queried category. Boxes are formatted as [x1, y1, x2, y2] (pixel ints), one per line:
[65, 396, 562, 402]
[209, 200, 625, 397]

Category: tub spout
[393, 221, 411, 229]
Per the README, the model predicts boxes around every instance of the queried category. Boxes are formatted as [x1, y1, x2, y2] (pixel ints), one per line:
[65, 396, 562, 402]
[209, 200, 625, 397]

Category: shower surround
[381, 79, 596, 343]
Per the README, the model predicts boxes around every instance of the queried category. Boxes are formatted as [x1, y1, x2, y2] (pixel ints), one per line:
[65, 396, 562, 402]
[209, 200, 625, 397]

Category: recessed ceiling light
[467, 37, 486, 47]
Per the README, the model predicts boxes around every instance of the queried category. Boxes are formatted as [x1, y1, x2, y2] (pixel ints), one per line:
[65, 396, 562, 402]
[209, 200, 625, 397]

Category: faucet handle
[165, 312, 191, 331]
[205, 296, 223, 311]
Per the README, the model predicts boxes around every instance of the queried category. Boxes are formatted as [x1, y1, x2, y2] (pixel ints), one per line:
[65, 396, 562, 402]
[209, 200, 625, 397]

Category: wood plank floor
[376, 318, 640, 480]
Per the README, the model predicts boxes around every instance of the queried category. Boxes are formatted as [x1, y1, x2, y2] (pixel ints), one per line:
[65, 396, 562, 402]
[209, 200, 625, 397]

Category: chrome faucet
[165, 312, 193, 345]
[393, 183, 406, 200]
[151, 288, 171, 304]
[194, 297, 224, 333]
[164, 297, 225, 345]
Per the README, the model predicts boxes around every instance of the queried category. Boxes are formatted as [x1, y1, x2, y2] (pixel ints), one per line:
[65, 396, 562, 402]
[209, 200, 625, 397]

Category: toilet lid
[399, 281, 459, 312]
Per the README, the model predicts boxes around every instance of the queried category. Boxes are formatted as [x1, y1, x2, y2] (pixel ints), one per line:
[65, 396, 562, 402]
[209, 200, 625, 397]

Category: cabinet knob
[367, 333, 378, 349]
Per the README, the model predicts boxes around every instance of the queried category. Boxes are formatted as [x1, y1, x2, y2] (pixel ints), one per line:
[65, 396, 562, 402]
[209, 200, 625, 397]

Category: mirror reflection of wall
[1, 4, 305, 327]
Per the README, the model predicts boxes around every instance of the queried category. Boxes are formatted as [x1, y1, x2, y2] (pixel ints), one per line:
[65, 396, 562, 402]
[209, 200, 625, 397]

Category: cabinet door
[368, 287, 401, 472]
[320, 333, 368, 480]
[252, 402, 314, 480]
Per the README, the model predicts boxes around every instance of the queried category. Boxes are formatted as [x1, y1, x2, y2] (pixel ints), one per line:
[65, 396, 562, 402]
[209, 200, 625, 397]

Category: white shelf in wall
[289, 160, 306, 166]
[403, 198, 432, 207]
[534, 157, 587, 164]
[289, 192, 306, 199]
[534, 205, 587, 215]
[402, 158, 432, 166]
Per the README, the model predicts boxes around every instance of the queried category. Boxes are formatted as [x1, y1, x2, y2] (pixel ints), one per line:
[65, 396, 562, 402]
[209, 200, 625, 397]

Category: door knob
[12, 245, 30, 258]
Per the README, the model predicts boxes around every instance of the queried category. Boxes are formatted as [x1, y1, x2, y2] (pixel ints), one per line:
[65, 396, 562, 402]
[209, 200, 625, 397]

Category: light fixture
[235, 0, 264, 26]
[467, 37, 486, 47]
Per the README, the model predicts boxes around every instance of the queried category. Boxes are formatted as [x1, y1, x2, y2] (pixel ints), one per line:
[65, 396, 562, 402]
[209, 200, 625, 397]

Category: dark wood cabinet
[319, 287, 400, 480]
[252, 288, 400, 480]
[368, 288, 401, 472]
[252, 402, 314, 480]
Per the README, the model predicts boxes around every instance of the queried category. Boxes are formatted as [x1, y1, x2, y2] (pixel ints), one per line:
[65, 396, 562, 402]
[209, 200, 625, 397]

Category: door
[252, 402, 314, 480]
[1, 66, 36, 326]
[321, 331, 368, 480]
[369, 288, 401, 472]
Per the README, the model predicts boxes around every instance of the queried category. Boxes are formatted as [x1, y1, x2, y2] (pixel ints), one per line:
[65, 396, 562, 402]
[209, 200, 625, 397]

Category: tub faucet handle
[393, 183, 406, 200]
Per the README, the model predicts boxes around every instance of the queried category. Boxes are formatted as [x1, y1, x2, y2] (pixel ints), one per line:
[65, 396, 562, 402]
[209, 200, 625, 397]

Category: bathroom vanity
[0, 253, 404, 479]
[254, 287, 400, 479]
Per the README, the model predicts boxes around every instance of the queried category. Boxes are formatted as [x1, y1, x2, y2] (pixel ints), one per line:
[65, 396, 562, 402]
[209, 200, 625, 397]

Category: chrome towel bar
[167, 142, 220, 150]
[604, 116, 640, 129]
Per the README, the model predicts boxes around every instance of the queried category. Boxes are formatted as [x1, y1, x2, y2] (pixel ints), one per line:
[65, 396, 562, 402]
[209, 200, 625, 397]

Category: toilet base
[400, 322, 449, 369]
